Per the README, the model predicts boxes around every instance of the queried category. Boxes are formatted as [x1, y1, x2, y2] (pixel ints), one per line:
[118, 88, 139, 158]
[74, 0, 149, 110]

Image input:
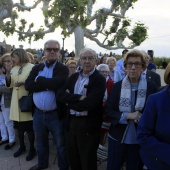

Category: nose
[84, 59, 90, 62]
[50, 49, 55, 53]
[131, 63, 136, 69]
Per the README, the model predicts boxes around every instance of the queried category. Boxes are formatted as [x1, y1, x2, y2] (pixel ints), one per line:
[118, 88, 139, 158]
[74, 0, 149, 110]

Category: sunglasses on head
[45, 48, 59, 52]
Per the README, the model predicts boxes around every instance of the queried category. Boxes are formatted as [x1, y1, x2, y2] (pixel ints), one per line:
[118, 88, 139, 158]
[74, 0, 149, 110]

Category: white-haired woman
[106, 57, 122, 83]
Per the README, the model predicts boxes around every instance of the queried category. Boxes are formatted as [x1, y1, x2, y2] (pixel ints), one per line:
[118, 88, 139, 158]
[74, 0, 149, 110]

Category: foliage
[44, 0, 90, 37]
[130, 22, 148, 46]
[0, 0, 148, 55]
[154, 57, 170, 68]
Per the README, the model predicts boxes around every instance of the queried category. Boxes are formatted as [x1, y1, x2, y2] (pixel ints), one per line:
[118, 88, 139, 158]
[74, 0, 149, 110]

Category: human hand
[4, 63, 13, 74]
[66, 89, 70, 93]
[14, 82, 24, 87]
[127, 111, 142, 122]
[79, 95, 86, 101]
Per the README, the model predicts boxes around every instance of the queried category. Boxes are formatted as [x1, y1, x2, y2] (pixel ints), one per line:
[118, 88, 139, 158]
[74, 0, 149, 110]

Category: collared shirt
[33, 62, 57, 111]
[70, 69, 95, 116]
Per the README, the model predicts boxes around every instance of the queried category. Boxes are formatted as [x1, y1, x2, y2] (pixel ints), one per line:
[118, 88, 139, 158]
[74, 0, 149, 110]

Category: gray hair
[44, 40, 61, 50]
[141, 50, 149, 59]
[79, 48, 97, 59]
[97, 64, 109, 71]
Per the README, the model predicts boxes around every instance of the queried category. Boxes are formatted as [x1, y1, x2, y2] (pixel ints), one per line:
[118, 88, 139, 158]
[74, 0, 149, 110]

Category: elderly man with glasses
[57, 48, 106, 170]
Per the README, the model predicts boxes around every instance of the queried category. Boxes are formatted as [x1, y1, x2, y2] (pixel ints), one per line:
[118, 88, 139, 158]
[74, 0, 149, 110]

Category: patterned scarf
[119, 75, 147, 112]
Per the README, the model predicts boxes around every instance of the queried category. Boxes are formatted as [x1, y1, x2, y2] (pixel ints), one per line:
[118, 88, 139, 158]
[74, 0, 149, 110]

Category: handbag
[19, 92, 33, 112]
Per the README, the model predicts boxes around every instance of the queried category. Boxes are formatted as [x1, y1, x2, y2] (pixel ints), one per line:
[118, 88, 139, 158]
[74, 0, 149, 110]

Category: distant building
[0, 41, 12, 55]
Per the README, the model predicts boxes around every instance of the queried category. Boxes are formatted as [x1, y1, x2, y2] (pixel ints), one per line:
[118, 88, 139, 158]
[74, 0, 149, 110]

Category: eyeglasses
[69, 67, 76, 69]
[3, 60, 11, 63]
[126, 61, 143, 68]
[81, 56, 95, 62]
[45, 48, 59, 52]
[100, 71, 108, 74]
[18, 67, 23, 75]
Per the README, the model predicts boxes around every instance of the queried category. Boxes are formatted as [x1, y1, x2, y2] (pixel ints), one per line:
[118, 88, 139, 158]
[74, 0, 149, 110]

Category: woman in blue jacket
[137, 63, 170, 170]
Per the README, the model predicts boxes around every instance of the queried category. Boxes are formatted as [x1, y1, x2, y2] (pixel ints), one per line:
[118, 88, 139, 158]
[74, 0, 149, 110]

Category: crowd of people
[0, 39, 169, 170]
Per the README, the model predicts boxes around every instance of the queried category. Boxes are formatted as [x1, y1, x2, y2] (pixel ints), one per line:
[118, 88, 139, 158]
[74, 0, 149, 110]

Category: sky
[1, 0, 170, 57]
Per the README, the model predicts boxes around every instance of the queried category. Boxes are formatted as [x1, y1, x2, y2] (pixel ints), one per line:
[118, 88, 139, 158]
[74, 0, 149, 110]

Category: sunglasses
[45, 48, 59, 52]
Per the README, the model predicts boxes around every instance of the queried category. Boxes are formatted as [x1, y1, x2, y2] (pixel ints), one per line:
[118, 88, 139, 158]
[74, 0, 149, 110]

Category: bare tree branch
[87, 0, 94, 17]
[13, 0, 42, 11]
[85, 30, 136, 50]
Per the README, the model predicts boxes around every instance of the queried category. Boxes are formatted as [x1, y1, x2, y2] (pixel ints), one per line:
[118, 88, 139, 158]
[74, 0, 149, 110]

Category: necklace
[18, 63, 29, 75]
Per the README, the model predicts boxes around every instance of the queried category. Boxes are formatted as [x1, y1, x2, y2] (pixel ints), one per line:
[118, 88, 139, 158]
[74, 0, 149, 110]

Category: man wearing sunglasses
[25, 40, 69, 170]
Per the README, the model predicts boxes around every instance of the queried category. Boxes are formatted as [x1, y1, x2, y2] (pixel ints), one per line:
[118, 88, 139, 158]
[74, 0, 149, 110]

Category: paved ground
[0, 69, 165, 170]
[0, 132, 107, 170]
[157, 69, 166, 86]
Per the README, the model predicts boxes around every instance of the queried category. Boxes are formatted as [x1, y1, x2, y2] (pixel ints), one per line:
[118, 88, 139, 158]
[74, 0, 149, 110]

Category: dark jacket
[146, 70, 161, 88]
[137, 86, 170, 169]
[25, 62, 69, 118]
[57, 69, 106, 134]
[105, 80, 158, 141]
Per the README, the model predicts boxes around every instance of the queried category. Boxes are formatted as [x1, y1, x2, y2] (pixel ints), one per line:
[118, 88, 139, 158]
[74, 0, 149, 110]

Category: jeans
[33, 108, 68, 170]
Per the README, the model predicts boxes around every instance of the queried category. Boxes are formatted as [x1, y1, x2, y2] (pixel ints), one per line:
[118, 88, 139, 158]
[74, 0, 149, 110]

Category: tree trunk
[74, 26, 84, 58]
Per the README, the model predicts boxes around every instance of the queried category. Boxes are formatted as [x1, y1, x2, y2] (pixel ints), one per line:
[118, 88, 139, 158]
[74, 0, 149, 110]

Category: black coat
[57, 69, 106, 134]
[146, 70, 161, 88]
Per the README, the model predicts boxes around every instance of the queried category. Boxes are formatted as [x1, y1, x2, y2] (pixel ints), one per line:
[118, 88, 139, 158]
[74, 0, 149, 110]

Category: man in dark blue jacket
[25, 40, 69, 170]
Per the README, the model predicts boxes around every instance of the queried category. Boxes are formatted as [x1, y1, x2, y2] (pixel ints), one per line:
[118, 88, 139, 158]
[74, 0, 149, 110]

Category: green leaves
[0, 21, 15, 36]
[0, 0, 148, 51]
[44, 0, 90, 36]
[130, 22, 148, 45]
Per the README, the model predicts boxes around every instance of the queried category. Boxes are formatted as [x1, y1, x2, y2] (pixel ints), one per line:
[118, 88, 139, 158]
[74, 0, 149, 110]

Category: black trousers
[65, 116, 100, 170]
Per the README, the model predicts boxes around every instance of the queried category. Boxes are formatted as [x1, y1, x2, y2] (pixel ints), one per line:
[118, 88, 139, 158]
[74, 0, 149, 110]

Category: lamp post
[62, 37, 65, 50]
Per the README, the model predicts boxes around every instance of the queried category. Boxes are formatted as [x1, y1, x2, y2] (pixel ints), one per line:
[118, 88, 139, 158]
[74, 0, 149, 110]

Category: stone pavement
[157, 69, 165, 86]
[0, 133, 107, 170]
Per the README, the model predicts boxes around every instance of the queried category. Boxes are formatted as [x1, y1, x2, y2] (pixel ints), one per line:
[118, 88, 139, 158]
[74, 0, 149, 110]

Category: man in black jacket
[57, 48, 106, 170]
[142, 51, 161, 88]
[25, 40, 69, 170]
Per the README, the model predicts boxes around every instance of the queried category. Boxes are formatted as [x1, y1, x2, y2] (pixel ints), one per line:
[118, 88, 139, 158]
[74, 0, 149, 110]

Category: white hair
[97, 64, 109, 71]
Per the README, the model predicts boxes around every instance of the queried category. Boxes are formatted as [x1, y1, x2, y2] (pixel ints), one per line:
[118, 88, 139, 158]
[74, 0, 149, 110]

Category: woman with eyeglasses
[7, 49, 36, 161]
[66, 59, 77, 77]
[105, 49, 158, 170]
